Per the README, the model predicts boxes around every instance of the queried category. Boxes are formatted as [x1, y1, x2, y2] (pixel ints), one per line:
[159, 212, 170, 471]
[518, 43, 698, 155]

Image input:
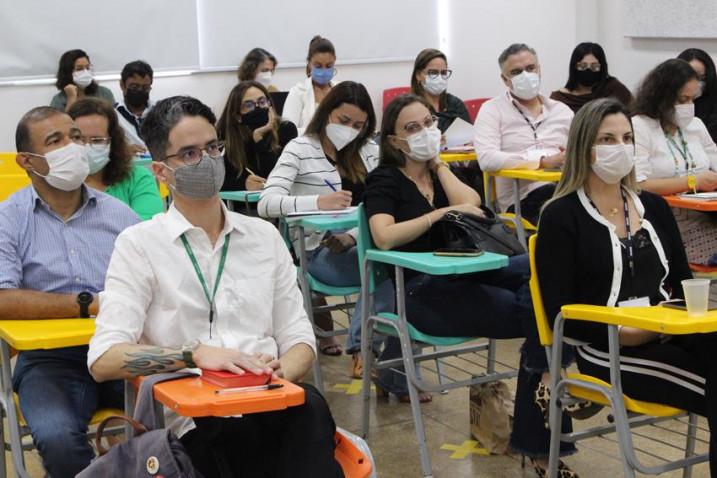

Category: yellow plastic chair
[0, 175, 31, 202]
[0, 319, 123, 477]
[482, 172, 538, 234]
[0, 153, 20, 175]
[528, 235, 708, 477]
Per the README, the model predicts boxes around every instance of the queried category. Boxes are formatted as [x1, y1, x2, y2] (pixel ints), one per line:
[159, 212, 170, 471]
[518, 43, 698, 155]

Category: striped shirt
[0, 185, 140, 294]
[258, 135, 378, 250]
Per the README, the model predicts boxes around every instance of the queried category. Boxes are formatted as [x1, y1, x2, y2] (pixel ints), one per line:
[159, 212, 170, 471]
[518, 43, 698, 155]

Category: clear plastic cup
[682, 279, 711, 317]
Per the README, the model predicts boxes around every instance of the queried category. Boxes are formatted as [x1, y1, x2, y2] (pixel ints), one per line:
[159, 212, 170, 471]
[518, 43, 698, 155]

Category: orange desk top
[133, 376, 305, 417]
[664, 195, 717, 212]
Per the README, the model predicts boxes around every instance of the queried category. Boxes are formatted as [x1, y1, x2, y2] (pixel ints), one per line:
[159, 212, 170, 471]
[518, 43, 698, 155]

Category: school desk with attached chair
[0, 319, 123, 478]
[219, 190, 261, 213]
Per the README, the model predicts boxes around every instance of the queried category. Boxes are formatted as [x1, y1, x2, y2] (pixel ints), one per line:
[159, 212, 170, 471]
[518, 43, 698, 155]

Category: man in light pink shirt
[474, 43, 574, 224]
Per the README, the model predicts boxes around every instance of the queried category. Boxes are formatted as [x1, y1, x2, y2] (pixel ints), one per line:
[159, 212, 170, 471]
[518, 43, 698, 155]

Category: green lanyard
[665, 128, 696, 177]
[180, 233, 231, 338]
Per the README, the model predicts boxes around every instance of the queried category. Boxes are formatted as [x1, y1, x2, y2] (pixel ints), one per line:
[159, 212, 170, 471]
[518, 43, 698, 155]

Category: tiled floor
[7, 336, 712, 477]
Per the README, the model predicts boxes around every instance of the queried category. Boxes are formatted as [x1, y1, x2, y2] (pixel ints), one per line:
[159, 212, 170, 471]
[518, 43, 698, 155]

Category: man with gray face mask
[88, 96, 343, 477]
[0, 106, 139, 477]
[474, 43, 574, 225]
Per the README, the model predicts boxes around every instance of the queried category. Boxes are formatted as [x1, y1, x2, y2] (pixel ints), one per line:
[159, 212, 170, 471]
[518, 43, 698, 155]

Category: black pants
[180, 384, 344, 478]
[506, 183, 556, 226]
[576, 334, 717, 476]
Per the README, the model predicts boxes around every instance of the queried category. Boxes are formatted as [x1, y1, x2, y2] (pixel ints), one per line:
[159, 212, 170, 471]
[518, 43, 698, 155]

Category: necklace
[401, 168, 434, 203]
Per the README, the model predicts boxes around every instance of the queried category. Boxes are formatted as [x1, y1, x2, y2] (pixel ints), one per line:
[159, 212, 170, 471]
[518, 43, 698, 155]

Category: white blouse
[282, 77, 336, 135]
[633, 114, 717, 182]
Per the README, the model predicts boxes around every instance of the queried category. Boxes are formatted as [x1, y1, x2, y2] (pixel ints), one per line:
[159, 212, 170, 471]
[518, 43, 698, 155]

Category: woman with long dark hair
[678, 48, 717, 142]
[237, 48, 278, 92]
[551, 42, 632, 113]
[51, 49, 115, 112]
[217, 80, 297, 191]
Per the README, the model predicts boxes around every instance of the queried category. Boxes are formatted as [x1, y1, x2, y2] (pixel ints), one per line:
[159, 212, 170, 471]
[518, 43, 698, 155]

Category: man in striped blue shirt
[0, 106, 139, 478]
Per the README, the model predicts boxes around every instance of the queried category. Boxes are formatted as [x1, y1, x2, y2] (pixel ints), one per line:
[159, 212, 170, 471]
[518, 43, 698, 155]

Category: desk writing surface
[561, 305, 717, 335]
[663, 195, 717, 212]
[134, 376, 305, 417]
[0, 319, 94, 350]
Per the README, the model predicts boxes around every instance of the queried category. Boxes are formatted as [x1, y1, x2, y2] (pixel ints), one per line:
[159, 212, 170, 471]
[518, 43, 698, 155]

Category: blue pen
[324, 179, 337, 192]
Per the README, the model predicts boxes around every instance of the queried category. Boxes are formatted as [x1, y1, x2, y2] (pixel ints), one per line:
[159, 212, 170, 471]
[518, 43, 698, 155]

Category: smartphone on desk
[433, 248, 483, 257]
[660, 299, 717, 311]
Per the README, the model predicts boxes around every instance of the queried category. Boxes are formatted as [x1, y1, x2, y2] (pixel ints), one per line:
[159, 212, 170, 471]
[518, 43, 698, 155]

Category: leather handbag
[430, 209, 525, 256]
[77, 372, 202, 478]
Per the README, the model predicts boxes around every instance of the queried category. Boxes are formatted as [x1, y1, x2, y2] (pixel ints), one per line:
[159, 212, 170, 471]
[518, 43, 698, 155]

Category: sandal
[534, 382, 601, 429]
[319, 339, 343, 356]
[350, 352, 363, 379]
[373, 380, 432, 404]
[523, 456, 579, 478]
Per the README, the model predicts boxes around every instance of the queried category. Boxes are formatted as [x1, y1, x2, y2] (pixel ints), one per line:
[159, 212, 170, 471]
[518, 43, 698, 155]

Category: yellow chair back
[528, 234, 553, 346]
[0, 175, 31, 202]
[0, 152, 21, 175]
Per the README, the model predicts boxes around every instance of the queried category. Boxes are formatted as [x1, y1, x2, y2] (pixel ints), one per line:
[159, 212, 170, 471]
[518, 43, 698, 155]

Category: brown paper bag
[469, 381, 513, 454]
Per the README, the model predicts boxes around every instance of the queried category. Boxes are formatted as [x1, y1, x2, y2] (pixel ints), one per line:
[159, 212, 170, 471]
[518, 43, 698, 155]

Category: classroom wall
[9, 0, 703, 153]
[591, 0, 717, 91]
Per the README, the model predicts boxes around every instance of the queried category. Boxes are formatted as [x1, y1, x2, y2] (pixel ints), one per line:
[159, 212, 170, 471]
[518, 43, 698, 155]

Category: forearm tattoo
[121, 347, 183, 376]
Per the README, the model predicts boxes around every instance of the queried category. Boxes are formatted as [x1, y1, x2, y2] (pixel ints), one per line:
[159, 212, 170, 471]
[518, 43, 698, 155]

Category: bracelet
[687, 174, 697, 193]
[425, 214, 432, 229]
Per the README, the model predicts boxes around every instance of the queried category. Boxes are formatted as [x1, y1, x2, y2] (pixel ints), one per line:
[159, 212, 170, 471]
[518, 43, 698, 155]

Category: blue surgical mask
[311, 67, 335, 86]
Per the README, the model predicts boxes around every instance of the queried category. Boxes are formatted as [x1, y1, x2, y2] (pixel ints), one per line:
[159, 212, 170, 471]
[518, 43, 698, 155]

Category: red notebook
[200, 370, 271, 388]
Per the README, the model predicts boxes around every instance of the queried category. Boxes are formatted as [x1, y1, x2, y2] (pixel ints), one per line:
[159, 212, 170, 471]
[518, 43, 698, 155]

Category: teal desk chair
[286, 210, 362, 393]
[220, 190, 261, 214]
[356, 204, 518, 477]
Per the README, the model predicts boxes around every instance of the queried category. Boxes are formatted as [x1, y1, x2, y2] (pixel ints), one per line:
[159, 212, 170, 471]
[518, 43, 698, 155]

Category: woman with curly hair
[68, 98, 163, 220]
[632, 58, 717, 265]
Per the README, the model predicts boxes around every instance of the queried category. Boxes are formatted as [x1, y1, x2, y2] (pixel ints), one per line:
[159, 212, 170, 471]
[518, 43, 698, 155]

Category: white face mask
[72, 69, 94, 89]
[510, 71, 541, 100]
[422, 76, 448, 96]
[31, 142, 90, 191]
[592, 144, 635, 185]
[256, 71, 273, 87]
[674, 103, 695, 129]
[403, 126, 442, 162]
[326, 123, 360, 151]
[87, 144, 111, 174]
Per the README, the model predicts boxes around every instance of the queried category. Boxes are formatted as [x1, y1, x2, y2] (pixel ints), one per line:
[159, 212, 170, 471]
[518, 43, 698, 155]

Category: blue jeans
[307, 245, 394, 353]
[12, 346, 124, 478]
[373, 254, 576, 458]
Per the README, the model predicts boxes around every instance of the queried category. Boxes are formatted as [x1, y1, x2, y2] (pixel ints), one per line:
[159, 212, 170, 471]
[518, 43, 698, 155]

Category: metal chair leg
[682, 413, 698, 478]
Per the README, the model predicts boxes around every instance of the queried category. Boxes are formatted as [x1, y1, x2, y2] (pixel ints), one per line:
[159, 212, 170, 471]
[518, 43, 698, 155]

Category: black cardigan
[536, 189, 691, 346]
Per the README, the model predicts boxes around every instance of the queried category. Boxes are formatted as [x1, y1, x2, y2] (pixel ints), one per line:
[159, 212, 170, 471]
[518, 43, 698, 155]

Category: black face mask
[240, 107, 269, 130]
[575, 69, 601, 87]
[125, 89, 150, 109]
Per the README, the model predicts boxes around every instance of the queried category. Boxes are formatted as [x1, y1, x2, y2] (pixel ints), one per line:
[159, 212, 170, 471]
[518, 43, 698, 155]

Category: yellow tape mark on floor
[440, 440, 489, 459]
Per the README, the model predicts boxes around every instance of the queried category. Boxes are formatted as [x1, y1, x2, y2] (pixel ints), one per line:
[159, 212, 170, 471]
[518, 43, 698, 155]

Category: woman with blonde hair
[537, 97, 717, 475]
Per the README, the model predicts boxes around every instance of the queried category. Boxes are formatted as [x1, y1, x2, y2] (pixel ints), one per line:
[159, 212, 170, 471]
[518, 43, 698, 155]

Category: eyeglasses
[576, 62, 601, 72]
[164, 141, 225, 165]
[402, 115, 438, 135]
[80, 136, 111, 150]
[127, 84, 152, 93]
[241, 97, 271, 112]
[425, 69, 452, 80]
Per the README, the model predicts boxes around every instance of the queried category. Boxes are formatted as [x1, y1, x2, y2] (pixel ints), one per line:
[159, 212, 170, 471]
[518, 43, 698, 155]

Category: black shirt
[365, 165, 449, 253]
[221, 121, 297, 191]
[536, 190, 691, 349]
[437, 93, 471, 133]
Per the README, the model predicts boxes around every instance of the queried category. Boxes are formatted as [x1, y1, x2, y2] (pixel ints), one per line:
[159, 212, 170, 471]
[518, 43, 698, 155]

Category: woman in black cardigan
[537, 98, 717, 475]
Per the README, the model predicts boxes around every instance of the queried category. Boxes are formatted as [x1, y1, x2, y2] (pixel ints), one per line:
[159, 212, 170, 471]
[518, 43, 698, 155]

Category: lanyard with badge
[513, 102, 543, 141]
[665, 128, 698, 192]
[588, 189, 648, 307]
[180, 233, 231, 338]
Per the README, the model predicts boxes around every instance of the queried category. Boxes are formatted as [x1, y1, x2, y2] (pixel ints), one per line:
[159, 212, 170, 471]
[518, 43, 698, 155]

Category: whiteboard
[623, 0, 717, 38]
[196, 0, 440, 69]
[0, 0, 200, 80]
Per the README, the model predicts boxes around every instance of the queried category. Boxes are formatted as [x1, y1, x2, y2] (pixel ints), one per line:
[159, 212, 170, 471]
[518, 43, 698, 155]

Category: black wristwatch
[182, 340, 201, 368]
[77, 291, 93, 318]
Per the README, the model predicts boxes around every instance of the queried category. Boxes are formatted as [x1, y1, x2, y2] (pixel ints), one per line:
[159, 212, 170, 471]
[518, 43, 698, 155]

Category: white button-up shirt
[474, 91, 573, 211]
[88, 202, 315, 436]
[633, 114, 717, 182]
